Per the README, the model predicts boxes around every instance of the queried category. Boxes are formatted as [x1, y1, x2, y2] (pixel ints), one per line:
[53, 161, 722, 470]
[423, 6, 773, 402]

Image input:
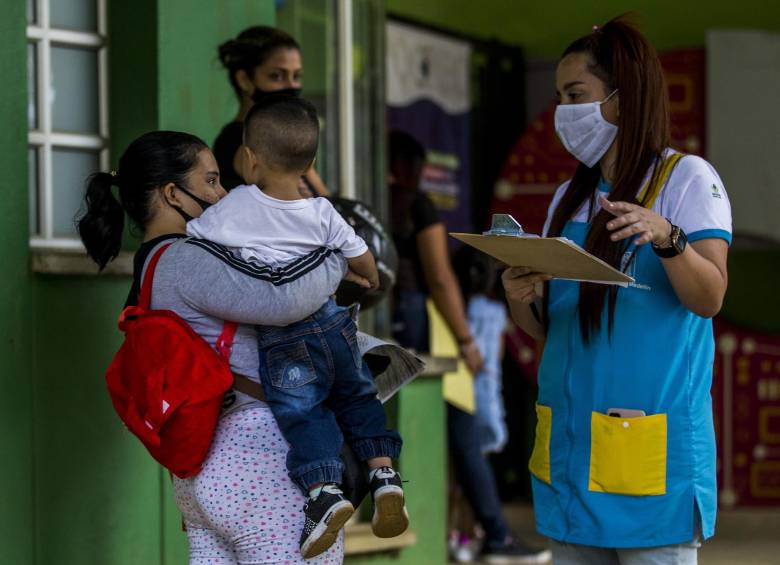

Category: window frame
[27, 0, 109, 251]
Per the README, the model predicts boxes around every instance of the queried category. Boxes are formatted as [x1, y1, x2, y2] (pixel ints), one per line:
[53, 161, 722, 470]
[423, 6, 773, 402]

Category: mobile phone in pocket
[607, 407, 647, 418]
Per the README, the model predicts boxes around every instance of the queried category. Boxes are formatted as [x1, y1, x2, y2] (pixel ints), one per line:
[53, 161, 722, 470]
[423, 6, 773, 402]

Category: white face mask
[554, 89, 618, 168]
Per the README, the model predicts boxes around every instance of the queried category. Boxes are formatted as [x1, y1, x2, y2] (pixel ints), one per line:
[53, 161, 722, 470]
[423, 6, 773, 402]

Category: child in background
[187, 94, 406, 559]
[453, 246, 509, 455]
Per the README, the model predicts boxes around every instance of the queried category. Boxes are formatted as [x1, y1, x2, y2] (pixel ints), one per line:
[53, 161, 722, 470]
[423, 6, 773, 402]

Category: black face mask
[251, 86, 302, 104]
[171, 184, 214, 223]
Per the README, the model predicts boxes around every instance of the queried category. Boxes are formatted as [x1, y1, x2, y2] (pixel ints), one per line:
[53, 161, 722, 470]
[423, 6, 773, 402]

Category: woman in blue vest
[503, 16, 731, 564]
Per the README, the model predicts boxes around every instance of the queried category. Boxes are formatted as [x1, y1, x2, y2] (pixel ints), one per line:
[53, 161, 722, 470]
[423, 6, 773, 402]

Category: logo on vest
[621, 250, 652, 291]
[711, 184, 722, 199]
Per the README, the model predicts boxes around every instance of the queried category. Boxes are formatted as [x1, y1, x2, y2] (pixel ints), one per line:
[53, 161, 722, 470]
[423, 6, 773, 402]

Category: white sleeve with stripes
[169, 239, 348, 326]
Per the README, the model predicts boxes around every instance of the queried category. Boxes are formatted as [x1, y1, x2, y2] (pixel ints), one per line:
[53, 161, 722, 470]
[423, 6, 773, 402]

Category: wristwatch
[652, 220, 688, 258]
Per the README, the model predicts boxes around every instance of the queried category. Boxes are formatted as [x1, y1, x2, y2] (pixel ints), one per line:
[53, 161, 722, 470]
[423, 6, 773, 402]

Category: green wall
[0, 2, 34, 565]
[388, 0, 780, 56]
[19, 2, 275, 565]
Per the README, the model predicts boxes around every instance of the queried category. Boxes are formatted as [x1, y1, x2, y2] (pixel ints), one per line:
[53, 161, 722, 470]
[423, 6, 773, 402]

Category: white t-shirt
[187, 184, 368, 266]
[542, 149, 733, 244]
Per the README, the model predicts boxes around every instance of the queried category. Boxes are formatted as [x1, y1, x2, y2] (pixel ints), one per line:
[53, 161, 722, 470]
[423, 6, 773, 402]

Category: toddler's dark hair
[243, 93, 319, 174]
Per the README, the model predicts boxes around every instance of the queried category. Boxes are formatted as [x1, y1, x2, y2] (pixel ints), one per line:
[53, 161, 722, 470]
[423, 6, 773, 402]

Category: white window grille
[27, 0, 108, 250]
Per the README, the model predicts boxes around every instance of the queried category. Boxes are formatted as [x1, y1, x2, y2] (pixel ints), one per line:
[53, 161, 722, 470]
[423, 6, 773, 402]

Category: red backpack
[105, 243, 238, 478]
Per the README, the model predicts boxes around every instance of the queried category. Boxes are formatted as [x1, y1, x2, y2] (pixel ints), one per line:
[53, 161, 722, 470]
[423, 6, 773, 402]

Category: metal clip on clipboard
[482, 214, 539, 238]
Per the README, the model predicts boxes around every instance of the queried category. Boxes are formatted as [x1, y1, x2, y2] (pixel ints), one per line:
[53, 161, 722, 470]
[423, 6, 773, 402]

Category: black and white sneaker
[480, 536, 552, 564]
[369, 466, 409, 538]
[299, 484, 355, 559]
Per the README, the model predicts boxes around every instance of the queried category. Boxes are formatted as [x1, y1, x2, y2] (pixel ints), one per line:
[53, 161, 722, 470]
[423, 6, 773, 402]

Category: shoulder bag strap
[638, 152, 686, 209]
[216, 321, 239, 360]
[138, 243, 173, 310]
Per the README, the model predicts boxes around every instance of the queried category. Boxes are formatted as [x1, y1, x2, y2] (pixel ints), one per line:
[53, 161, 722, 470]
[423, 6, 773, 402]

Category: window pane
[29, 147, 39, 236]
[28, 43, 38, 129]
[277, 0, 340, 192]
[50, 0, 97, 32]
[27, 0, 36, 25]
[50, 46, 99, 133]
[52, 148, 98, 237]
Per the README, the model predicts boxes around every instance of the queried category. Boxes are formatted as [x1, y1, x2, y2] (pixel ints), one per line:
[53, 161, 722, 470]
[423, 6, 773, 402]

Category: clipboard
[451, 214, 634, 286]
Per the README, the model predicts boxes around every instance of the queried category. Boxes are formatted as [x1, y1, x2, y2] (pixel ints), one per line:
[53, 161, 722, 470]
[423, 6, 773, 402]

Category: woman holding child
[503, 16, 731, 563]
[77, 126, 382, 563]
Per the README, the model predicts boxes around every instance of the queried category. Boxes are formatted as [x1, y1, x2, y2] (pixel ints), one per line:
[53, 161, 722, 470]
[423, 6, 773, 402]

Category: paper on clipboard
[450, 215, 633, 286]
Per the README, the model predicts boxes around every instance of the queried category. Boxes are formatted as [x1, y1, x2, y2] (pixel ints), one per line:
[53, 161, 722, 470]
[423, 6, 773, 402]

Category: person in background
[389, 130, 551, 564]
[503, 15, 731, 564]
[453, 246, 509, 456]
[216, 25, 329, 197]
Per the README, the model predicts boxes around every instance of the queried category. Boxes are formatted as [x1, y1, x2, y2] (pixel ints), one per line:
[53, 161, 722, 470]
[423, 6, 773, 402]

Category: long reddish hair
[545, 15, 671, 342]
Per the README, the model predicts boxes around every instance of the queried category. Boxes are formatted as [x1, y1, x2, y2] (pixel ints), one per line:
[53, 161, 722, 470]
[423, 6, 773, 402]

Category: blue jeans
[550, 537, 700, 564]
[257, 299, 402, 492]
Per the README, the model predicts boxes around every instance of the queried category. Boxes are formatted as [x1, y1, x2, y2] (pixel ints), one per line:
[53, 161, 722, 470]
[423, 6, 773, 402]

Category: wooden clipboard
[450, 232, 634, 286]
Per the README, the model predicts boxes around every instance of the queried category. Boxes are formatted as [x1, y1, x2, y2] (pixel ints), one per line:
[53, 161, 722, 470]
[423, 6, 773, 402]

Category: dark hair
[453, 245, 498, 300]
[388, 130, 426, 169]
[218, 26, 300, 96]
[77, 131, 208, 270]
[243, 93, 319, 173]
[546, 14, 670, 342]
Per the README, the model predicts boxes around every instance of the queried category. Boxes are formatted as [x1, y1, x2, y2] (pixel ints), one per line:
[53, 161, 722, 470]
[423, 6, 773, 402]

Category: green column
[346, 376, 448, 565]
[0, 2, 34, 564]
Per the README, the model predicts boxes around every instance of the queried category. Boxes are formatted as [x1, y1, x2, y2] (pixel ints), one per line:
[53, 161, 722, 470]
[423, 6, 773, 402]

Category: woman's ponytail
[76, 130, 208, 270]
[78, 172, 125, 270]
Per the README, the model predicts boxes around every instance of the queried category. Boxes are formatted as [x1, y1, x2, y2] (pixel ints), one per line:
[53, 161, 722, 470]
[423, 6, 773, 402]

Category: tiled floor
[501, 504, 780, 565]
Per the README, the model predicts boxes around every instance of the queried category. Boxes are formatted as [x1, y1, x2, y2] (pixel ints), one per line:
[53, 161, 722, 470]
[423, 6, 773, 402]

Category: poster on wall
[386, 20, 472, 233]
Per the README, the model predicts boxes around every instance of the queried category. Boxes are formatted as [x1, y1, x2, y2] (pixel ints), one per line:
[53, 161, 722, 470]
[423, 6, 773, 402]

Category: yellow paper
[426, 300, 475, 414]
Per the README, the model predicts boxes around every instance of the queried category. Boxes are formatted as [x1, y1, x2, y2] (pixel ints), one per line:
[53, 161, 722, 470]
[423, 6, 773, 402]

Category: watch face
[671, 226, 686, 254]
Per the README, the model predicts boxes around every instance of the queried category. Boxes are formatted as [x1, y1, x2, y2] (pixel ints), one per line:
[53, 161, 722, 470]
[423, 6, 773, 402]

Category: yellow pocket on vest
[589, 412, 667, 496]
[529, 404, 552, 485]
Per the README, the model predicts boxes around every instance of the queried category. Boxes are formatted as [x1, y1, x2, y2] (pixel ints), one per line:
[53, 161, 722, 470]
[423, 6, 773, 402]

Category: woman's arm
[302, 168, 330, 197]
[172, 239, 349, 326]
[417, 223, 483, 373]
[656, 239, 728, 318]
[603, 197, 728, 317]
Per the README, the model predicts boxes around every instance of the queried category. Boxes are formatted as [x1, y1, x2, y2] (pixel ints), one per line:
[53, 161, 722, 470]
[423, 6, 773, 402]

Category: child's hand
[344, 269, 371, 289]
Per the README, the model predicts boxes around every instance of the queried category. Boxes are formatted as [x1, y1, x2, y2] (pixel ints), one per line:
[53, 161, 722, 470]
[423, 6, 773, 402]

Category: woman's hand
[460, 339, 484, 375]
[502, 267, 551, 305]
[601, 195, 671, 246]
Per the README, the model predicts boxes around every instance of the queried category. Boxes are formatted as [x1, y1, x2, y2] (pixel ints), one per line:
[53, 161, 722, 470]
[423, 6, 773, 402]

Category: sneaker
[369, 466, 409, 538]
[299, 484, 355, 559]
[480, 536, 552, 564]
[453, 533, 477, 563]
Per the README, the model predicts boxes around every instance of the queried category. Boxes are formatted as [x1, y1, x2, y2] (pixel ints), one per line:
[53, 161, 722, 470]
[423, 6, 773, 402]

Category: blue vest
[531, 185, 722, 548]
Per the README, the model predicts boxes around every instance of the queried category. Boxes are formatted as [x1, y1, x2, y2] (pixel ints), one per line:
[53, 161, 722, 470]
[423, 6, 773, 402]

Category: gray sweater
[144, 237, 347, 414]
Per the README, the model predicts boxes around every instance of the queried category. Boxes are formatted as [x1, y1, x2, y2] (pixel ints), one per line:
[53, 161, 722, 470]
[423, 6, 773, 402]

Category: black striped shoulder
[183, 238, 340, 286]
